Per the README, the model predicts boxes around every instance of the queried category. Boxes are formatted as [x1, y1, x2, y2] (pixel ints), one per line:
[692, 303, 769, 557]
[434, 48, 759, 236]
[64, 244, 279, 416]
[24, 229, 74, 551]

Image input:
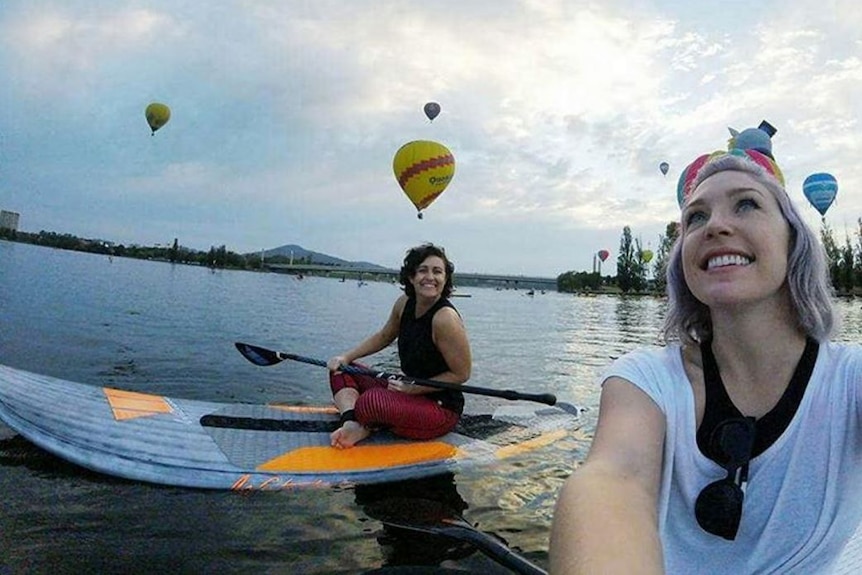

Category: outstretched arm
[550, 376, 666, 575]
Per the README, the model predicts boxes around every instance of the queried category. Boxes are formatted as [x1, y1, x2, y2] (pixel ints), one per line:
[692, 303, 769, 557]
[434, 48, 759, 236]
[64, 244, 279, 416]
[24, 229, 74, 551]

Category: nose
[703, 209, 733, 237]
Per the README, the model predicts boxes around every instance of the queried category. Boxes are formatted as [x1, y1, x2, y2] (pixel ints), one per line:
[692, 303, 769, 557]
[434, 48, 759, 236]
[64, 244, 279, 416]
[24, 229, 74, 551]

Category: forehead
[688, 170, 775, 205]
[417, 255, 446, 268]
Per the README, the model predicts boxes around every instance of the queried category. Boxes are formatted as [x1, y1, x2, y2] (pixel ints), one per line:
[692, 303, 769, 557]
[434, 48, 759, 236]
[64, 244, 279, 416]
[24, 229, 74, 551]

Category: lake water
[1, 240, 860, 574]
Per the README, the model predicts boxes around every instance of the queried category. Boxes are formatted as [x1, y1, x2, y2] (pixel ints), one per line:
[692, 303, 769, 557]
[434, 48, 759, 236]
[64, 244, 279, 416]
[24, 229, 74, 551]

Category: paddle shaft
[279, 351, 556, 406]
[442, 522, 548, 575]
[236, 343, 556, 405]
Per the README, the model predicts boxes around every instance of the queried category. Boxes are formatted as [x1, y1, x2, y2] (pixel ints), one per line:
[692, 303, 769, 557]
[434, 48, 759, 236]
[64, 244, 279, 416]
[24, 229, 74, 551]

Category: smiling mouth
[706, 254, 752, 270]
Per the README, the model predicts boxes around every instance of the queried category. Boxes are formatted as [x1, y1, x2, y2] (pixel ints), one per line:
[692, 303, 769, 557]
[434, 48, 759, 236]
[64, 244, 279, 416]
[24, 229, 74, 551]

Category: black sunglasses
[694, 416, 757, 540]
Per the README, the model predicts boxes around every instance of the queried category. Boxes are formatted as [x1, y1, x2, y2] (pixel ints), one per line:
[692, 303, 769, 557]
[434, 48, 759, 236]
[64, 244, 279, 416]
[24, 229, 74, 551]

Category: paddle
[365, 497, 548, 575]
[235, 342, 557, 406]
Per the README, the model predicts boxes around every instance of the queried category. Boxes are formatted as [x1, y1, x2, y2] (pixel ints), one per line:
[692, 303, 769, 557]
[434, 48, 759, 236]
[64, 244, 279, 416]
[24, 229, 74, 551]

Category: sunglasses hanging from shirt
[695, 416, 756, 540]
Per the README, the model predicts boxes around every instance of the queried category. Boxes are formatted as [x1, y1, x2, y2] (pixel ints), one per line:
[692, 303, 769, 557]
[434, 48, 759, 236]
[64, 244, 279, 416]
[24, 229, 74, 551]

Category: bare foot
[330, 421, 371, 449]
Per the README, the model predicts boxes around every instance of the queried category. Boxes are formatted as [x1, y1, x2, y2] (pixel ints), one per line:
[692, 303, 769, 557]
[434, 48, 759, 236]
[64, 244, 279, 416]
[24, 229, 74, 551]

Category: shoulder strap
[697, 341, 742, 461]
[754, 338, 818, 456]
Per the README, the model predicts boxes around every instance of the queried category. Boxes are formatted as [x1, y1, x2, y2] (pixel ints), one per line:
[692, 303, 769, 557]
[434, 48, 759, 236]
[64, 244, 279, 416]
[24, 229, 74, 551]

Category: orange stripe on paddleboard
[103, 388, 173, 421]
[257, 442, 459, 472]
[494, 429, 568, 459]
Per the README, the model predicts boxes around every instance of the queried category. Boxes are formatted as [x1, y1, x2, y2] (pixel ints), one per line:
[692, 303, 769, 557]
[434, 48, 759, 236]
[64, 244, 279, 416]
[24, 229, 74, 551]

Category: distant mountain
[256, 244, 392, 270]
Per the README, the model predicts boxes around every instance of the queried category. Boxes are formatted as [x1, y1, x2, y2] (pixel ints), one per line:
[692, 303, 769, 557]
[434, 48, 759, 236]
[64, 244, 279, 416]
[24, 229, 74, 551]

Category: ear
[727, 127, 740, 137]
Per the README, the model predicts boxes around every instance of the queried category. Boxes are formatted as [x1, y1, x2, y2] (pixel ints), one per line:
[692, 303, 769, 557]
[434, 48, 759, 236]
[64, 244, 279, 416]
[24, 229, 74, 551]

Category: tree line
[820, 219, 862, 295]
[6, 221, 861, 295]
[556, 222, 679, 294]
[0, 229, 308, 270]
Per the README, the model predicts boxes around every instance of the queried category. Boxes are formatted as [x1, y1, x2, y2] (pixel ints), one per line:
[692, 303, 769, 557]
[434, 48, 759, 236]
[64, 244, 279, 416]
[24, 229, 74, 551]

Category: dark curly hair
[399, 243, 455, 299]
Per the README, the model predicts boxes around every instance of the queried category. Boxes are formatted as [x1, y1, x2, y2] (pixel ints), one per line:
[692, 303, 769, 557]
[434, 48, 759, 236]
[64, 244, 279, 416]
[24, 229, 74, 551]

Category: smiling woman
[680, 171, 792, 309]
[324, 243, 473, 449]
[550, 126, 862, 575]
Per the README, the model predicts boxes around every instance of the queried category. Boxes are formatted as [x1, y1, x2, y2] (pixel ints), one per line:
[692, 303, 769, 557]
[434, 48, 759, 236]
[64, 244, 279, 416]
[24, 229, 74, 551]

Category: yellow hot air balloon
[145, 102, 171, 136]
[392, 140, 455, 218]
[642, 249, 654, 264]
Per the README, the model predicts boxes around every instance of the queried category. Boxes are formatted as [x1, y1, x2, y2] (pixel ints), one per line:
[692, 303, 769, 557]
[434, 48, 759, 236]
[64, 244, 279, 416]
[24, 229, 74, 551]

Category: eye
[737, 197, 759, 212]
[684, 209, 707, 227]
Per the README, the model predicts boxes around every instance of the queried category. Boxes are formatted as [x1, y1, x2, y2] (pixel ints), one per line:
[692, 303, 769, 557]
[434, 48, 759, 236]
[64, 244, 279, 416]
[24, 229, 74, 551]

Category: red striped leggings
[329, 371, 459, 440]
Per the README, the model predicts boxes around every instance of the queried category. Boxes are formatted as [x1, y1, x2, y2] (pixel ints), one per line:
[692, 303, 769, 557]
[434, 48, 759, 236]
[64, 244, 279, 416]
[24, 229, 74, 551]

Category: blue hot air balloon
[803, 172, 838, 216]
[659, 161, 669, 176]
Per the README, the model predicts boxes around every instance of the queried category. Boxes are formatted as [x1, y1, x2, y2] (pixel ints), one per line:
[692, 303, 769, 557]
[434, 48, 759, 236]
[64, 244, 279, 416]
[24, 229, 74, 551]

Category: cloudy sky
[1, 1, 860, 277]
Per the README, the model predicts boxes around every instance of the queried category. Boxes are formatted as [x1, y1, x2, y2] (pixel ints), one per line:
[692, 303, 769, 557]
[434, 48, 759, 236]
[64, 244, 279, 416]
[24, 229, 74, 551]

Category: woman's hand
[327, 355, 349, 372]
[387, 377, 418, 394]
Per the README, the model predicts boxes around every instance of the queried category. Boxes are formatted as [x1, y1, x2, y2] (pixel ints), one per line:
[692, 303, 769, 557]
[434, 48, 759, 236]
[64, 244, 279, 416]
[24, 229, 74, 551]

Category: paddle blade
[235, 342, 284, 366]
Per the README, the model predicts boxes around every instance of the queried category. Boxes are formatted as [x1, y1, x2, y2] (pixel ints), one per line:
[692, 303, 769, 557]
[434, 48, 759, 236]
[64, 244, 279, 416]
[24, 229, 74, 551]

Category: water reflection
[613, 296, 667, 347]
[356, 474, 476, 568]
[356, 473, 549, 574]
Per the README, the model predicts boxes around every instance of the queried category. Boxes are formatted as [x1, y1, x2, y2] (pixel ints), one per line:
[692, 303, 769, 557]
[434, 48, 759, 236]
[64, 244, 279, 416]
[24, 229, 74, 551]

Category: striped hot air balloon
[803, 173, 837, 217]
[392, 140, 455, 219]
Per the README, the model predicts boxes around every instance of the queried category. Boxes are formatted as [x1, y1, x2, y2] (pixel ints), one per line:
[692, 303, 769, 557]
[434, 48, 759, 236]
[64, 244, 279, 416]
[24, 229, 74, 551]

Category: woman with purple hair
[550, 126, 862, 573]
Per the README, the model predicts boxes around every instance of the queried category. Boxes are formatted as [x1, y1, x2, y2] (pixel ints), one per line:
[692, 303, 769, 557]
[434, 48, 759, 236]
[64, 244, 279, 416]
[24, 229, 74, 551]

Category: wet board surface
[0, 364, 579, 490]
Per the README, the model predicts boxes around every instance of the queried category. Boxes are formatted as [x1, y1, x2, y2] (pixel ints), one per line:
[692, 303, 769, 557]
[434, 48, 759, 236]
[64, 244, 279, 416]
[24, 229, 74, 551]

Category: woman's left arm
[431, 307, 472, 384]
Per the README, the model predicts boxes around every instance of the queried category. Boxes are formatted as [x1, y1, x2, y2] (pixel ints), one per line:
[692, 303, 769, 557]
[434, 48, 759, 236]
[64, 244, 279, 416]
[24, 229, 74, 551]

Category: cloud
[2, 0, 861, 275]
[3, 6, 179, 99]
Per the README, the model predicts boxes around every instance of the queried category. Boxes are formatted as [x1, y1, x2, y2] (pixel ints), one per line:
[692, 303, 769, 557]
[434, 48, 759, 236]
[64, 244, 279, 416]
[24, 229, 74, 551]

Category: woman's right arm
[549, 376, 666, 575]
[327, 295, 406, 370]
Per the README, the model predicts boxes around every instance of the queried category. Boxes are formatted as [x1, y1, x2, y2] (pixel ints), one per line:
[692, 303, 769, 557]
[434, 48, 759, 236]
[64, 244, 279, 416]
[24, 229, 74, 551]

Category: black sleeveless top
[398, 296, 464, 414]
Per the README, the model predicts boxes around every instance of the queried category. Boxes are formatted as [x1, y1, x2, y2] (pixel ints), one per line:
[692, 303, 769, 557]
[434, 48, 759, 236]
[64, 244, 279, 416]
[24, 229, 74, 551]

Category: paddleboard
[0, 364, 579, 490]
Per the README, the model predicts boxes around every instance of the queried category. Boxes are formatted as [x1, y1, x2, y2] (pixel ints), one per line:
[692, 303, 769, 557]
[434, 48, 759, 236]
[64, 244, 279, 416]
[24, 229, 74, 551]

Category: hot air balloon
[393, 140, 455, 219]
[145, 102, 171, 136]
[424, 102, 441, 122]
[642, 249, 654, 264]
[728, 120, 777, 158]
[598, 250, 610, 262]
[659, 162, 669, 176]
[803, 173, 838, 217]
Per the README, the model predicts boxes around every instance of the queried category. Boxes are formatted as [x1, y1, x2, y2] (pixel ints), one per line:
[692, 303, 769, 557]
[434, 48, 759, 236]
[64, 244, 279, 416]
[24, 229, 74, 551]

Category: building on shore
[0, 210, 20, 232]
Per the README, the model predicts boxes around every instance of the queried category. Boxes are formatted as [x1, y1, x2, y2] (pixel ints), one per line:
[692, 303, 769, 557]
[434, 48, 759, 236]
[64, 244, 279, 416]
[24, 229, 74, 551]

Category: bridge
[264, 264, 558, 291]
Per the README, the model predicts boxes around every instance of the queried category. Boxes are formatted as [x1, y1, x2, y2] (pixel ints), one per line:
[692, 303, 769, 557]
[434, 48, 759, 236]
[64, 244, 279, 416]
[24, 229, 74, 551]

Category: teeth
[707, 254, 751, 269]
